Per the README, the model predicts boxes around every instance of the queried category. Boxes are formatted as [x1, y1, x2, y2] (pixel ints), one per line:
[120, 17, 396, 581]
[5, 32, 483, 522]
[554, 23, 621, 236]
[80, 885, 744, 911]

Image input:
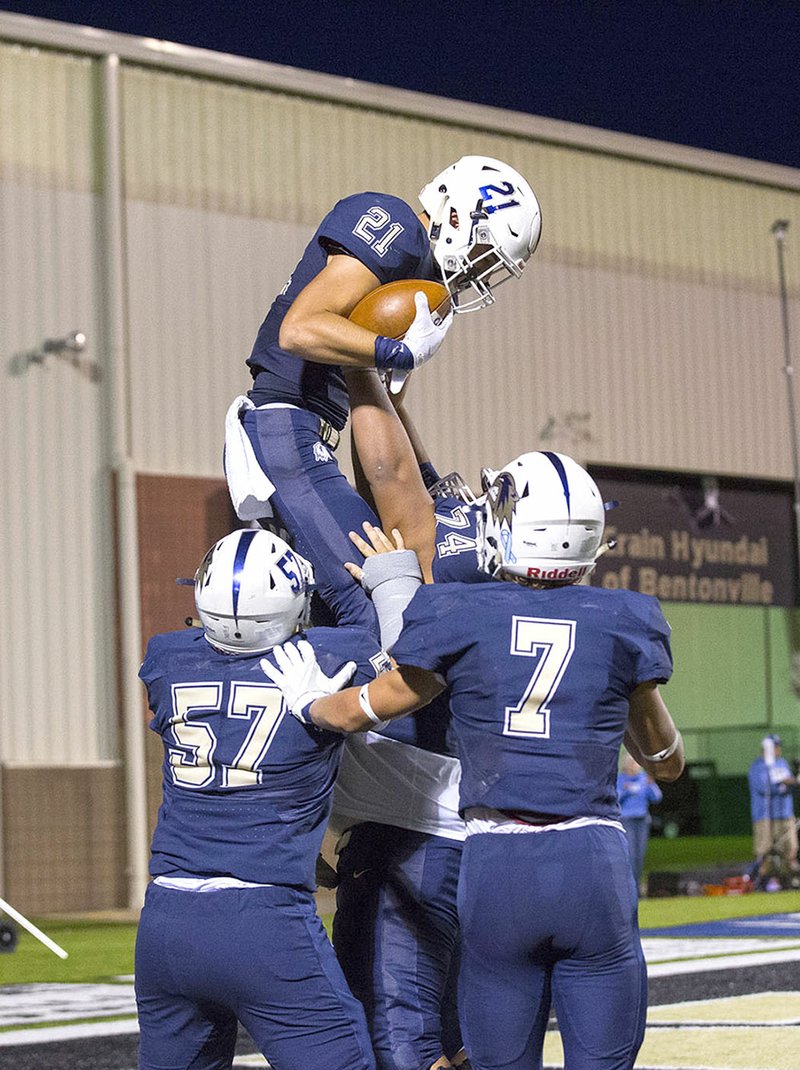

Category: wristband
[358, 684, 384, 725]
[642, 731, 682, 763]
[374, 335, 414, 372]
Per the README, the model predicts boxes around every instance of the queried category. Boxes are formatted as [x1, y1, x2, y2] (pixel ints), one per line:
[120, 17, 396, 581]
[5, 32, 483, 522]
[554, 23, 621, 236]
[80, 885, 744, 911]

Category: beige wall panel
[125, 202, 308, 474]
[0, 45, 117, 765]
[0, 42, 95, 189]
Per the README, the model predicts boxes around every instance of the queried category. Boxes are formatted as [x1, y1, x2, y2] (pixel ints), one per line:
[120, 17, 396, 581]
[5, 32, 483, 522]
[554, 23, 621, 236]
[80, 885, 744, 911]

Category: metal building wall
[0, 41, 118, 766]
[117, 62, 800, 486]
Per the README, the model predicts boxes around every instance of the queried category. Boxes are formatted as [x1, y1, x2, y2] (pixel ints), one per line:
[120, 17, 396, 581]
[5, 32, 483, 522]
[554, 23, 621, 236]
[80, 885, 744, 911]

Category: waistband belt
[319, 418, 340, 451]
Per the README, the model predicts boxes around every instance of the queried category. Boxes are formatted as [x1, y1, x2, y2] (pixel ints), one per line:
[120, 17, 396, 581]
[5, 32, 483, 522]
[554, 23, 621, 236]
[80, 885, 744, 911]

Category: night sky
[2, 0, 799, 170]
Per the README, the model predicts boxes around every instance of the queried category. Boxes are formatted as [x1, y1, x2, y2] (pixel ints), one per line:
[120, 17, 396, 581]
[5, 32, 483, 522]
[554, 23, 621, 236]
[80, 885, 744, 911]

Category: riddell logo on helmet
[527, 564, 589, 580]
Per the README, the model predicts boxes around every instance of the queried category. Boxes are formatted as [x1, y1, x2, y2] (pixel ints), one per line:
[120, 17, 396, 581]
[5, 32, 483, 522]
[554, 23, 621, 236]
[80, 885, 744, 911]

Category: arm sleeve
[360, 549, 423, 649]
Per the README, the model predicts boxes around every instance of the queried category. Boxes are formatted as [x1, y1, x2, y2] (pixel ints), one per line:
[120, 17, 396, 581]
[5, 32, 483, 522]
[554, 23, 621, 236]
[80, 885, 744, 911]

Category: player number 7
[504, 617, 576, 738]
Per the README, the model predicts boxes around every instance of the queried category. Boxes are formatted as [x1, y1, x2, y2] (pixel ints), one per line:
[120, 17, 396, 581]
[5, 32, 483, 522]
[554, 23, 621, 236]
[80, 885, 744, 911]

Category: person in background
[748, 734, 799, 885]
[617, 751, 662, 894]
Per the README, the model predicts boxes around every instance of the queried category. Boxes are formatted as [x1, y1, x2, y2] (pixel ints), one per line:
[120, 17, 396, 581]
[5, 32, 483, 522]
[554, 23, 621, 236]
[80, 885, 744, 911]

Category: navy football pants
[458, 825, 647, 1070]
[242, 406, 379, 633]
[333, 823, 463, 1070]
[135, 883, 375, 1070]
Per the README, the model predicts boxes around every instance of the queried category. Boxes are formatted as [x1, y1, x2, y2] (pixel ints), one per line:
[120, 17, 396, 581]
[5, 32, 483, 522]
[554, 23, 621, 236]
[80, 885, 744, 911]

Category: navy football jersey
[374, 691, 457, 757]
[431, 495, 492, 584]
[389, 583, 672, 819]
[247, 192, 438, 429]
[140, 626, 388, 890]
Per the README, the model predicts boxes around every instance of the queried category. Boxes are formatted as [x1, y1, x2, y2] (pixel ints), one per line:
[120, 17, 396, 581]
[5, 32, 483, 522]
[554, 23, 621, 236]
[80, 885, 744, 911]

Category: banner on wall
[589, 468, 798, 608]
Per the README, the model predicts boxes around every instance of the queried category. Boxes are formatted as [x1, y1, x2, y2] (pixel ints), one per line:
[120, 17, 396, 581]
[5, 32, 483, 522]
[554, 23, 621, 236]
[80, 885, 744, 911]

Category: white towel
[223, 395, 276, 520]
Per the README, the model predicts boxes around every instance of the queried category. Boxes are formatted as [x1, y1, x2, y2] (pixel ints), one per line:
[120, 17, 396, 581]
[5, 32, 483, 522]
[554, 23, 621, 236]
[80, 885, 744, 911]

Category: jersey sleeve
[139, 635, 166, 689]
[432, 498, 489, 584]
[316, 193, 434, 284]
[291, 627, 390, 687]
[623, 595, 673, 685]
[389, 586, 467, 675]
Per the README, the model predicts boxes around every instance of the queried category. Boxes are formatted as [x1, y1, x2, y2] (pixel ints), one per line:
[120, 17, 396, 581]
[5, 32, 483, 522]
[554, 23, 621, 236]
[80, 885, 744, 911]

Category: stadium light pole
[772, 220, 800, 599]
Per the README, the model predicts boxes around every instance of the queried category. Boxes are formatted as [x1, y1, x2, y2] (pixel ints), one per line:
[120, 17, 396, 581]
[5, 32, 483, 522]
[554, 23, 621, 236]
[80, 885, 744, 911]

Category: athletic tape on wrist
[358, 684, 383, 725]
[642, 731, 682, 763]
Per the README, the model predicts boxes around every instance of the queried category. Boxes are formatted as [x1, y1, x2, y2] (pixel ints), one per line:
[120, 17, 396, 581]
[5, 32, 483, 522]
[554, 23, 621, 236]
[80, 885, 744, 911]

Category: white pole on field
[0, 897, 68, 959]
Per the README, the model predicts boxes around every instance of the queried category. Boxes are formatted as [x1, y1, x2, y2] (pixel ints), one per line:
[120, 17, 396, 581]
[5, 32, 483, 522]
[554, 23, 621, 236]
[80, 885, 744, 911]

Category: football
[349, 279, 451, 338]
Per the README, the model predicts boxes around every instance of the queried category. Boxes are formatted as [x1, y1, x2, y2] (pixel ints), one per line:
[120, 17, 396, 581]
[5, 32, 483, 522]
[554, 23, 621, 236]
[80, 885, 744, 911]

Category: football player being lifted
[224, 156, 541, 632]
[136, 527, 418, 1070]
[266, 452, 685, 1070]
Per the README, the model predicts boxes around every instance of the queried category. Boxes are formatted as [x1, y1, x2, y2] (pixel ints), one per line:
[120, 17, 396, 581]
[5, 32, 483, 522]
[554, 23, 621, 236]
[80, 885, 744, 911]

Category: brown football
[349, 280, 451, 338]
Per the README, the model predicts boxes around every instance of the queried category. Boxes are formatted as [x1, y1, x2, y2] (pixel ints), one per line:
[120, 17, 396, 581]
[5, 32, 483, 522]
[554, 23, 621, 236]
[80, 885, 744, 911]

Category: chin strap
[594, 537, 618, 560]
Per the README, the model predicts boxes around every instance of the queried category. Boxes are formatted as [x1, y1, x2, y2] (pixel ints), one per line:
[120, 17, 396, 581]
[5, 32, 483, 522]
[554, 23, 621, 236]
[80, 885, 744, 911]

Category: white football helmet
[195, 529, 313, 655]
[479, 451, 605, 583]
[419, 155, 541, 313]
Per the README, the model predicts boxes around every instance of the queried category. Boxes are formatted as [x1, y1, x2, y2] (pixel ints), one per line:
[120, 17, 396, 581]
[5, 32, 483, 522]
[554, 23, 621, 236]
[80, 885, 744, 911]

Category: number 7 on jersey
[504, 617, 576, 738]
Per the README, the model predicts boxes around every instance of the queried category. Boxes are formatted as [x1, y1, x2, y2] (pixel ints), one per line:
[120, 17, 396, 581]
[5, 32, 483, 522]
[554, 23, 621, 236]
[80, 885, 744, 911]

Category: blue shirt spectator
[747, 734, 799, 883]
[748, 736, 795, 822]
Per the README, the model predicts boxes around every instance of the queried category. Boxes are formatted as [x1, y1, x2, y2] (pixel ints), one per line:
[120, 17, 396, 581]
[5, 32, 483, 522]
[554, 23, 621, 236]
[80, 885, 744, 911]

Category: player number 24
[168, 682, 285, 789]
[504, 616, 576, 738]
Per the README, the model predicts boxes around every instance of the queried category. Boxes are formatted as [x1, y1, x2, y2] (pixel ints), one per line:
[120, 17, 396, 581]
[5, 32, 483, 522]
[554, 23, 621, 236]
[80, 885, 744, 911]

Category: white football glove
[389, 291, 454, 394]
[261, 639, 356, 724]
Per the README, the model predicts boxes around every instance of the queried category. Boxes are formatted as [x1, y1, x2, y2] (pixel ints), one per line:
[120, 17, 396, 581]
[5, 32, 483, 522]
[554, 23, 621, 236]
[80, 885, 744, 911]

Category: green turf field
[1, 836, 797, 986]
[644, 834, 752, 871]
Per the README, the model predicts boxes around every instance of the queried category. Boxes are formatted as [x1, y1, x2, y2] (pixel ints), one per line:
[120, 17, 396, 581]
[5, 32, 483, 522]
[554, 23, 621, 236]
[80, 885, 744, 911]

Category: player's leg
[440, 935, 465, 1066]
[135, 884, 239, 1070]
[228, 885, 376, 1070]
[753, 817, 772, 877]
[456, 832, 551, 1070]
[345, 370, 438, 581]
[242, 406, 379, 630]
[334, 822, 462, 1070]
[786, 818, 800, 871]
[549, 826, 647, 1070]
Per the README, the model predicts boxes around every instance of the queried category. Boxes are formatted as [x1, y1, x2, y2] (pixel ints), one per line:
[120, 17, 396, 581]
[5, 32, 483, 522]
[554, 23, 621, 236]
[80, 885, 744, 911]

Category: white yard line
[0, 1018, 138, 1046]
[648, 945, 800, 977]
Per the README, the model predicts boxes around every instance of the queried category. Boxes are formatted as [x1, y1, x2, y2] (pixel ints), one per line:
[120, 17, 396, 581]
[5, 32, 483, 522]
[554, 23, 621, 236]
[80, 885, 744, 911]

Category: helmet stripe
[541, 451, 571, 517]
[231, 529, 258, 622]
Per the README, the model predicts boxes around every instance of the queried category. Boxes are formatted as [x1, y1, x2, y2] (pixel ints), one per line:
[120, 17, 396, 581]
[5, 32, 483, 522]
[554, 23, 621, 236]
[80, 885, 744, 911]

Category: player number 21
[353, 206, 405, 257]
[504, 616, 576, 738]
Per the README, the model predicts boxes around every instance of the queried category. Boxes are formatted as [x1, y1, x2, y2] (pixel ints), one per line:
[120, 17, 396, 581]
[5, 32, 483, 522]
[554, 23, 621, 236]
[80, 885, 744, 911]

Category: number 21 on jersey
[504, 616, 576, 738]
